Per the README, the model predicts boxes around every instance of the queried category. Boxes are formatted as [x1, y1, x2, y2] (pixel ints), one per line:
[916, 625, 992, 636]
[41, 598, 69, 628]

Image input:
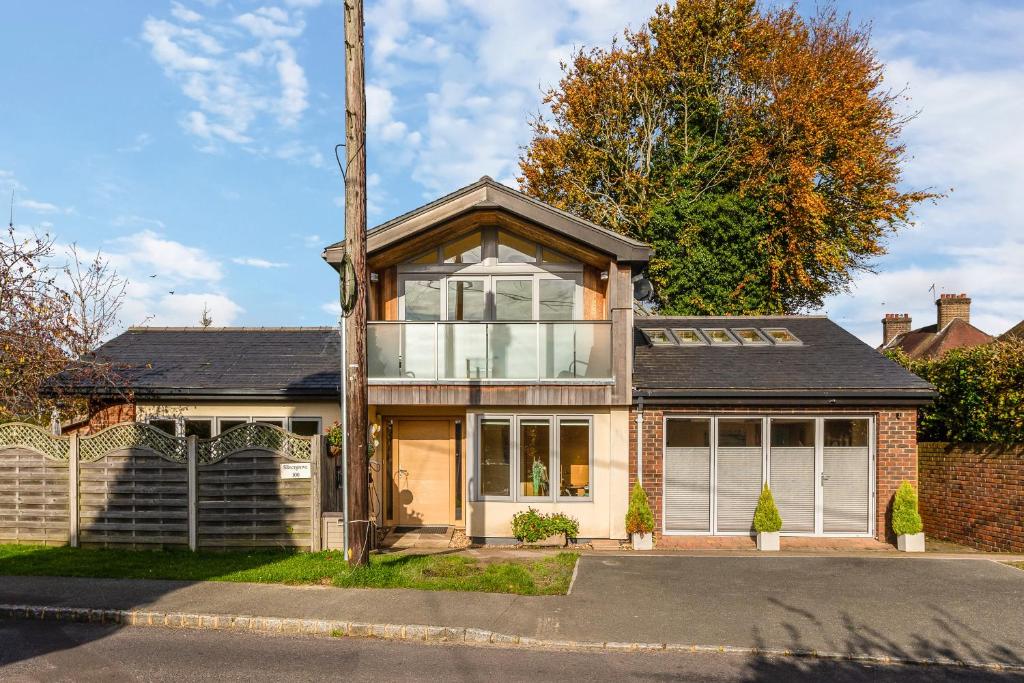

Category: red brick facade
[919, 442, 1024, 553]
[65, 400, 137, 435]
[629, 405, 918, 545]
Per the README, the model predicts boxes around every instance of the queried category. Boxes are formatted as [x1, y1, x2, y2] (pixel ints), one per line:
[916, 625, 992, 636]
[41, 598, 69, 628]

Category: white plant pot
[897, 532, 925, 552]
[757, 531, 780, 552]
[631, 532, 653, 551]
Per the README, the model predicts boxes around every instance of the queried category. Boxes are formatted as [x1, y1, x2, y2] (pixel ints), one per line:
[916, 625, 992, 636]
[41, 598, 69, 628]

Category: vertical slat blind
[664, 447, 711, 532]
[823, 447, 869, 533]
[715, 447, 762, 532]
[769, 447, 815, 532]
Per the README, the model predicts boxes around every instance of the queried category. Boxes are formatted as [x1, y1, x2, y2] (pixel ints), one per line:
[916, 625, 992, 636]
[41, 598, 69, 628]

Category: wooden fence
[0, 421, 331, 551]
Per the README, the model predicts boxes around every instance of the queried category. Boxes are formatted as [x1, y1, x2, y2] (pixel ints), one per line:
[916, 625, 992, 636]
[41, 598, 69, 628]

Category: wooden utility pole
[343, 0, 369, 567]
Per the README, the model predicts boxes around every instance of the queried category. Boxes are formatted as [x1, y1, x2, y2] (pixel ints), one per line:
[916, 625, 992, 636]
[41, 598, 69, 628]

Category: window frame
[761, 327, 802, 345]
[288, 417, 323, 436]
[642, 328, 676, 346]
[216, 417, 251, 435]
[146, 416, 180, 437]
[670, 328, 707, 345]
[732, 327, 771, 346]
[701, 328, 740, 346]
[473, 413, 595, 503]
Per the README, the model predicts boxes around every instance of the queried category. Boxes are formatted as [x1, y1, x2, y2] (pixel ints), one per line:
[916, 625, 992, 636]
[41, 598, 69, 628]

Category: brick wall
[65, 400, 137, 435]
[629, 405, 918, 545]
[919, 442, 1024, 553]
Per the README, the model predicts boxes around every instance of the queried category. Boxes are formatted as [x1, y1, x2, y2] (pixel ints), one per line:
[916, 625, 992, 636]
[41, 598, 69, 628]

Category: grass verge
[1010, 562, 1024, 572]
[0, 544, 578, 595]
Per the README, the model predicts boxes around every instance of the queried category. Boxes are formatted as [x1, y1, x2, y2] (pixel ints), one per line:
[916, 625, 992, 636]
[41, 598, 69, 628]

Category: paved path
[1, 618, 1016, 682]
[2, 556, 1023, 667]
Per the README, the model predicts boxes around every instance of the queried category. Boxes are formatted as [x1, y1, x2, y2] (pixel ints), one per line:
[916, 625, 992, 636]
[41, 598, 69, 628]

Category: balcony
[368, 321, 613, 382]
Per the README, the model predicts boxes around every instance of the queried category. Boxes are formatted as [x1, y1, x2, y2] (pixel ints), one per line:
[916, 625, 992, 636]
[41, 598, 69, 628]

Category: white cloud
[149, 293, 243, 327]
[232, 256, 288, 268]
[303, 234, 322, 247]
[18, 198, 73, 215]
[117, 132, 154, 153]
[141, 4, 312, 148]
[170, 1, 202, 22]
[107, 229, 223, 282]
[322, 300, 342, 317]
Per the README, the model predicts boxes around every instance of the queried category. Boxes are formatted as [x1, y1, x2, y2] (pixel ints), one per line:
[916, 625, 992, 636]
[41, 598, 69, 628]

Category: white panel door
[770, 447, 816, 532]
[715, 447, 762, 533]
[822, 446, 870, 533]
[664, 447, 711, 532]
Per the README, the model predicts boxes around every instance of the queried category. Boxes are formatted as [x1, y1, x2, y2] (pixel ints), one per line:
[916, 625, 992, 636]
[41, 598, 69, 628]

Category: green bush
[326, 421, 343, 448]
[624, 482, 655, 535]
[891, 481, 924, 536]
[752, 484, 783, 533]
[511, 508, 580, 543]
[885, 339, 1024, 444]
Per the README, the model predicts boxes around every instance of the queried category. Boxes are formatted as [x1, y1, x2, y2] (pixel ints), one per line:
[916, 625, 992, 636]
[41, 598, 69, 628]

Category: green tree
[519, 0, 938, 314]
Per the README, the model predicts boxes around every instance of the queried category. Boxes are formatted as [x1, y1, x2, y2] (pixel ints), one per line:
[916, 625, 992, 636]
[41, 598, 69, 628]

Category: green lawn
[0, 544, 577, 595]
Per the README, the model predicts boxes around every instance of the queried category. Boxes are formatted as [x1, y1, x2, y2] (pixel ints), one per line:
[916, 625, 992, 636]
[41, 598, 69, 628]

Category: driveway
[557, 555, 1024, 666]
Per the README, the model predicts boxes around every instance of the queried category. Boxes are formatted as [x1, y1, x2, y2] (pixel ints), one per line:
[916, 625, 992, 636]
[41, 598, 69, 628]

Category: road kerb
[0, 603, 1019, 673]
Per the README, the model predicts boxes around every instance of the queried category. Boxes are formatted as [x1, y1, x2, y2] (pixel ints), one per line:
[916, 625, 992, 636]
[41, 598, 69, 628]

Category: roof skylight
[671, 328, 707, 345]
[644, 329, 675, 346]
[733, 328, 770, 345]
[762, 328, 801, 345]
[702, 328, 739, 345]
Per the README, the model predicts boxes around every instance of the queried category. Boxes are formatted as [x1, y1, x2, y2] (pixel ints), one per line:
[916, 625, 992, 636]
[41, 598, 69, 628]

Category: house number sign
[280, 463, 312, 479]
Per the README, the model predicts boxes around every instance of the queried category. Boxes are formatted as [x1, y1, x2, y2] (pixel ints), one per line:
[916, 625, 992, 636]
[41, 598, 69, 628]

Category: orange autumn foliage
[519, 0, 939, 311]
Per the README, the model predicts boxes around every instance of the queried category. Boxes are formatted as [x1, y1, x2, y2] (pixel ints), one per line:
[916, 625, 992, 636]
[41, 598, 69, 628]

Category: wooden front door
[393, 419, 453, 526]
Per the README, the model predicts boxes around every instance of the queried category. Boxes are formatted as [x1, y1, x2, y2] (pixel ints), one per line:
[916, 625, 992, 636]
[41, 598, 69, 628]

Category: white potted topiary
[753, 484, 783, 551]
[625, 482, 655, 550]
[892, 481, 925, 552]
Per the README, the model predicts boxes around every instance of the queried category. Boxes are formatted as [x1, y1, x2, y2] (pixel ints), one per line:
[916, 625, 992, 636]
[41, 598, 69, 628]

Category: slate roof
[881, 317, 994, 360]
[633, 316, 935, 403]
[64, 328, 340, 399]
[999, 320, 1024, 342]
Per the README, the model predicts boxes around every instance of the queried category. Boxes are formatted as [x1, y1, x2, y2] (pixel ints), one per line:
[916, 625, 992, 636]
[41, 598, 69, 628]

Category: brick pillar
[875, 409, 919, 544]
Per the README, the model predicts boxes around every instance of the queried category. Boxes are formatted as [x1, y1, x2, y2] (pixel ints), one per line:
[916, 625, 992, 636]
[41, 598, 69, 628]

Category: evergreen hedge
[885, 339, 1024, 444]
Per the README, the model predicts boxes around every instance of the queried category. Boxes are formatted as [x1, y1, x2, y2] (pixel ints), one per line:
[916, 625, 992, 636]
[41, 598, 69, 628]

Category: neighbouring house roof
[633, 316, 935, 405]
[322, 176, 653, 266]
[880, 317, 995, 360]
[999, 320, 1024, 342]
[59, 328, 340, 400]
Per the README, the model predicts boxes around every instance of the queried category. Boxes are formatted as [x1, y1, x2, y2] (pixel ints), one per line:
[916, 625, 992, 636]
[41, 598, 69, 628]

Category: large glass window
[519, 420, 551, 498]
[149, 418, 177, 436]
[403, 279, 441, 321]
[289, 418, 321, 437]
[494, 279, 533, 320]
[497, 231, 536, 263]
[183, 419, 212, 439]
[718, 419, 762, 447]
[824, 419, 869, 447]
[443, 233, 482, 264]
[479, 419, 512, 497]
[447, 279, 486, 320]
[667, 419, 710, 447]
[217, 418, 248, 434]
[558, 420, 591, 498]
[477, 416, 592, 502]
[538, 279, 575, 321]
[664, 418, 711, 533]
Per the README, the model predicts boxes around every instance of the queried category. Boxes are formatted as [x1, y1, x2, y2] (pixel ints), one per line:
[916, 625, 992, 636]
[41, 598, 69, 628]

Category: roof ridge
[127, 326, 337, 332]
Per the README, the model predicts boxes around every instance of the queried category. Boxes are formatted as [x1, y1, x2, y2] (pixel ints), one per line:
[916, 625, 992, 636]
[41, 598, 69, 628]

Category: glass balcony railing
[367, 321, 613, 382]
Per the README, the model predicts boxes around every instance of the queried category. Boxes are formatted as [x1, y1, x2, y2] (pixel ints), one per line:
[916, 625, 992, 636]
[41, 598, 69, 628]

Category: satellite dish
[633, 277, 654, 302]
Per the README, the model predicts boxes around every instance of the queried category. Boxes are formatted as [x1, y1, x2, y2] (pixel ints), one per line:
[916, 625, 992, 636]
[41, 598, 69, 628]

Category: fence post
[187, 435, 198, 551]
[68, 434, 80, 548]
[310, 436, 323, 552]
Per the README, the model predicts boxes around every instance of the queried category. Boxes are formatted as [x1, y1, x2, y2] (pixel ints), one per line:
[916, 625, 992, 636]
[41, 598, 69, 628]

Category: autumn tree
[519, 0, 937, 313]
[1, 228, 128, 424]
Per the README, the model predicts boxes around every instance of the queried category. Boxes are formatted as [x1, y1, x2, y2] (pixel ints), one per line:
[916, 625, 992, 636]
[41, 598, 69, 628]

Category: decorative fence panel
[0, 422, 323, 551]
[0, 448, 70, 546]
[79, 450, 190, 549]
[198, 450, 313, 549]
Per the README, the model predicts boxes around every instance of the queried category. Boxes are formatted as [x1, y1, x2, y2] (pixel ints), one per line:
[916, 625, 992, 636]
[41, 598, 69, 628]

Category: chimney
[882, 313, 912, 346]
[936, 293, 970, 330]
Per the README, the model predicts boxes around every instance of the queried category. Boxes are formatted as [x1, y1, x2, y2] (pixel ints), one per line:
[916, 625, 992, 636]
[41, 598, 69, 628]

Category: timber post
[68, 434, 80, 548]
[186, 435, 198, 551]
[343, 0, 370, 566]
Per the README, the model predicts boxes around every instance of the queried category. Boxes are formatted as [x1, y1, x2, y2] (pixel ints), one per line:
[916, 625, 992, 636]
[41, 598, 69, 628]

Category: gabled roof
[634, 316, 935, 404]
[60, 328, 340, 399]
[881, 317, 994, 360]
[323, 176, 652, 265]
[999, 320, 1024, 342]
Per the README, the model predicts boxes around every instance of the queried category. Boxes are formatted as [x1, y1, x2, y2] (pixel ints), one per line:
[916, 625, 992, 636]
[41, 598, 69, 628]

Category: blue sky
[2, 0, 1021, 344]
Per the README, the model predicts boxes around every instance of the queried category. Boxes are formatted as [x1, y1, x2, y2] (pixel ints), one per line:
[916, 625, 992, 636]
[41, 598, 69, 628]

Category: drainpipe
[635, 396, 644, 487]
